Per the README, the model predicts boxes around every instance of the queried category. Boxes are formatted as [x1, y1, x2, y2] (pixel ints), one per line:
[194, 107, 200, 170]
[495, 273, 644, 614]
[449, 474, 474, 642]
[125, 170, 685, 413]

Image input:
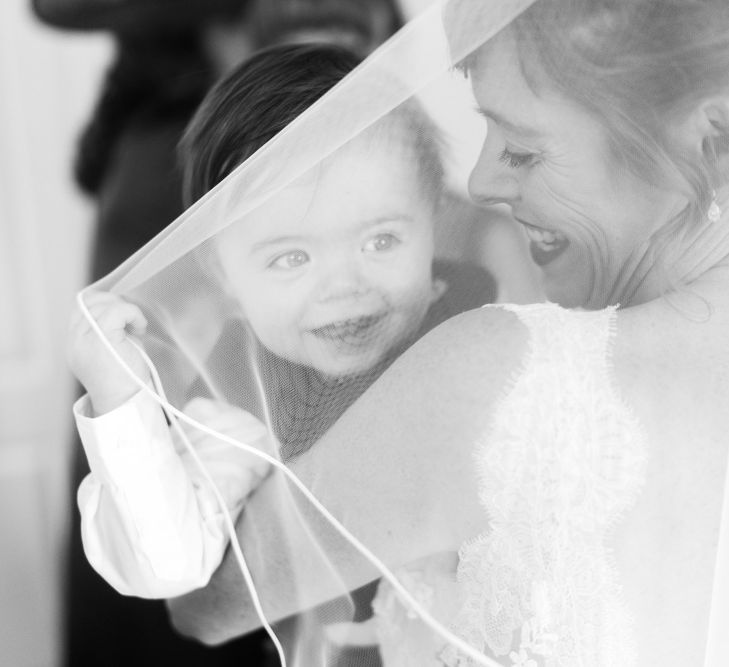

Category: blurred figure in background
[244, 0, 403, 55]
[33, 1, 404, 665]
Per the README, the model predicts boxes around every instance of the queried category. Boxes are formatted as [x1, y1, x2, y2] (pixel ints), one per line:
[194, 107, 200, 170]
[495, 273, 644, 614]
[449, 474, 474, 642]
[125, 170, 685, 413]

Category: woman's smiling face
[467, 32, 683, 308]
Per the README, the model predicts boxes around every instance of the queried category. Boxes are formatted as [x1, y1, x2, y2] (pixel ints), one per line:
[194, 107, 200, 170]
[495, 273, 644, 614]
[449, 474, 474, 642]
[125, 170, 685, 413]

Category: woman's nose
[468, 142, 520, 207]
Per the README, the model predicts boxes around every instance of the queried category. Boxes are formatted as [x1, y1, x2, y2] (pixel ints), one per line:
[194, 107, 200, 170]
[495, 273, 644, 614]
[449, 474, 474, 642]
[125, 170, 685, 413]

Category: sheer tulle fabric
[77, 1, 728, 665]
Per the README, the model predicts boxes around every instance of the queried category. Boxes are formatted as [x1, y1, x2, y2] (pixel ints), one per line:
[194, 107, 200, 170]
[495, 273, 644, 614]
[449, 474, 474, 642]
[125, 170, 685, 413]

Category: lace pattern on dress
[438, 303, 647, 667]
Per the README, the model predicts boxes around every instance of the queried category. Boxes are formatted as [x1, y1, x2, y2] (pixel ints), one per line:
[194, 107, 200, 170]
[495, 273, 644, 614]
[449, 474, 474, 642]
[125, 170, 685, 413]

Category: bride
[79, 0, 729, 664]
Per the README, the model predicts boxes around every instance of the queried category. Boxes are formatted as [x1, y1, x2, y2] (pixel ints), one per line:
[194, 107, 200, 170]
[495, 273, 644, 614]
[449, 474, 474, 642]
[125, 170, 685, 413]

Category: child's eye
[498, 147, 538, 169]
[363, 233, 400, 253]
[269, 250, 310, 270]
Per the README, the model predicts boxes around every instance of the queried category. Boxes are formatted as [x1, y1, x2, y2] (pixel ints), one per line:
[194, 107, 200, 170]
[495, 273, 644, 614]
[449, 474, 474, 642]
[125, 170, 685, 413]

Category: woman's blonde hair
[451, 0, 729, 290]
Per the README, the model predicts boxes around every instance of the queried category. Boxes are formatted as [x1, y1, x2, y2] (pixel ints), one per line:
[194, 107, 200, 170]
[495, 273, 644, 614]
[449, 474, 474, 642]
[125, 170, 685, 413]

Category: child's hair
[179, 42, 444, 207]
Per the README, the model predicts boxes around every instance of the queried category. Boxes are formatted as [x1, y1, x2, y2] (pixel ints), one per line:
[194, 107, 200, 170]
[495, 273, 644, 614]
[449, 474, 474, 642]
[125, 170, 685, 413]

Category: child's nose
[316, 253, 370, 302]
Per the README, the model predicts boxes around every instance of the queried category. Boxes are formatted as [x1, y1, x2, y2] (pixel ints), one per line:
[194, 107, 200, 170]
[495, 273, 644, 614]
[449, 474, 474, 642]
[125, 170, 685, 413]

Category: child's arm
[172, 397, 272, 529]
[68, 292, 270, 598]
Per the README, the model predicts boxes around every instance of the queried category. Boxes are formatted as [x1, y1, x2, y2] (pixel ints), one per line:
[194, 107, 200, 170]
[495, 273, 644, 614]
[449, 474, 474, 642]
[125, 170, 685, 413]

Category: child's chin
[313, 350, 385, 379]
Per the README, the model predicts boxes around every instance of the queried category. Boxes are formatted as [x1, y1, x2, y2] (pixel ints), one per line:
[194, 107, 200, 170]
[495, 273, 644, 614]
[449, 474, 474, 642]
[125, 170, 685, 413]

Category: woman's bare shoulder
[395, 305, 529, 384]
[319, 305, 531, 451]
[612, 298, 729, 457]
[614, 296, 729, 379]
[294, 306, 532, 548]
[368, 306, 530, 437]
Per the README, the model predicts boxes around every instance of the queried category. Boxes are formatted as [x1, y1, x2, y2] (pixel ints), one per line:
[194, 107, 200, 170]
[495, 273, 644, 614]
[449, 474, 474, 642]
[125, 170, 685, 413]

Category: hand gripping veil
[76, 0, 729, 665]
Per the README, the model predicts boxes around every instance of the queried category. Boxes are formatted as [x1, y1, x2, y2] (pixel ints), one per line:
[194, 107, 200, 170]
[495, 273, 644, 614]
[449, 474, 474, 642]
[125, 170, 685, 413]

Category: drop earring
[708, 190, 722, 223]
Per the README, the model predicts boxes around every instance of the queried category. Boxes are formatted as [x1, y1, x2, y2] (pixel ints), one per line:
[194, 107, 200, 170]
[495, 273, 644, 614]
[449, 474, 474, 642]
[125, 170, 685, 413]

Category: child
[68, 43, 496, 600]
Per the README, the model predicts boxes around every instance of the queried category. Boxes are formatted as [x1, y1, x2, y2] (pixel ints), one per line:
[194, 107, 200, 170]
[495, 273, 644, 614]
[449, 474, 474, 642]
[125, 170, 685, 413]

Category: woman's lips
[519, 220, 570, 267]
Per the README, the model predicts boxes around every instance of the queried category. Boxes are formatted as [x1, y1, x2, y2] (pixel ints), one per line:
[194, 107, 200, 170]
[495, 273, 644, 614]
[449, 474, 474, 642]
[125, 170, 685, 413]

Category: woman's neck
[621, 189, 729, 308]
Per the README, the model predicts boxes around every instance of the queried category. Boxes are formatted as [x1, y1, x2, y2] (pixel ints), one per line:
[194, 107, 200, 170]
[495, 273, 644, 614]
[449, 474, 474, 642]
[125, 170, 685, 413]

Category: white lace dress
[372, 303, 647, 667]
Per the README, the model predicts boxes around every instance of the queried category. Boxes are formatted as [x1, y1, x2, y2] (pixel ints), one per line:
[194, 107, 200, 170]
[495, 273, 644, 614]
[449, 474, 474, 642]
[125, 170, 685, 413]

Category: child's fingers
[68, 290, 112, 334]
[68, 293, 126, 351]
[77, 290, 129, 322]
[72, 291, 147, 338]
[209, 410, 268, 439]
[174, 407, 272, 484]
[173, 424, 270, 473]
[181, 399, 270, 478]
[92, 302, 148, 340]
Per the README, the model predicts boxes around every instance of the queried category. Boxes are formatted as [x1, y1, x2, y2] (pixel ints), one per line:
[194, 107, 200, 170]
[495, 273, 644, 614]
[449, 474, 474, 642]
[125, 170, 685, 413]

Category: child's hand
[182, 398, 272, 508]
[68, 291, 151, 416]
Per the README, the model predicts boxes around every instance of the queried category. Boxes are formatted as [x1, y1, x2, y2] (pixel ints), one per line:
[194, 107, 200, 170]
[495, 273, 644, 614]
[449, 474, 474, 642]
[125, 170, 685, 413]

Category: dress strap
[483, 302, 619, 378]
[704, 452, 729, 665]
[443, 302, 645, 667]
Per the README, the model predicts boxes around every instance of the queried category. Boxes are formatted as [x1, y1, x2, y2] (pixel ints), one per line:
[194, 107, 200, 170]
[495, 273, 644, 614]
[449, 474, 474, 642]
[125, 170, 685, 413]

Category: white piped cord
[76, 290, 502, 667]
[138, 338, 288, 667]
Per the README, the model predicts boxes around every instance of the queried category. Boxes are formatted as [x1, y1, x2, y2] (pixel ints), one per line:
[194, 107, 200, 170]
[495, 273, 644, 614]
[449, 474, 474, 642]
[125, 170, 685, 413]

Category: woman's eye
[363, 233, 400, 253]
[498, 147, 537, 169]
[269, 250, 310, 270]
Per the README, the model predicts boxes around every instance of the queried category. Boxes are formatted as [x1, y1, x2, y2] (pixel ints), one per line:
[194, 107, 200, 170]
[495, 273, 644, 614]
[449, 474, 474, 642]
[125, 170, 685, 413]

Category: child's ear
[431, 277, 448, 305]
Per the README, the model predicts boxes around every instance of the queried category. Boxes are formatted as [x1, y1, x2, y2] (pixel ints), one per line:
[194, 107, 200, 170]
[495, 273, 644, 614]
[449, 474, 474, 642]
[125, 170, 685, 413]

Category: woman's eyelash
[498, 147, 537, 169]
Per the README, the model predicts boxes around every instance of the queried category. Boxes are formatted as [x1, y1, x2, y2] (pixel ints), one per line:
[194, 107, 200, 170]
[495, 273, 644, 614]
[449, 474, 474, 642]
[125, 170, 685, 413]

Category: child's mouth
[310, 313, 387, 348]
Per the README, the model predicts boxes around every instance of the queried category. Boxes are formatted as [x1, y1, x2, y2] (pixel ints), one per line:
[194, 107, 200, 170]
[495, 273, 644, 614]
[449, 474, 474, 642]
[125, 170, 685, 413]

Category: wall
[0, 3, 110, 665]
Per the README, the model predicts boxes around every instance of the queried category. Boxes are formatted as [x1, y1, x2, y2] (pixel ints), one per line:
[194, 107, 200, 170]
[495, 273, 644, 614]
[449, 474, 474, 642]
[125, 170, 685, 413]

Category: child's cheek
[386, 255, 434, 301]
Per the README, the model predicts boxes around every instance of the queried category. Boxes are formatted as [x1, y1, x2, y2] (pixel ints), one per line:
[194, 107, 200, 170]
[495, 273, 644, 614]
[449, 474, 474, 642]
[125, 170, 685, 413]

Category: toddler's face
[216, 140, 437, 377]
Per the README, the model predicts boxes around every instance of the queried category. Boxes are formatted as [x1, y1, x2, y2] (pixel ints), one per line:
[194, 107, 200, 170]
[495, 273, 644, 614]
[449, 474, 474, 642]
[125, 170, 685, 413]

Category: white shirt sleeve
[74, 390, 248, 599]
